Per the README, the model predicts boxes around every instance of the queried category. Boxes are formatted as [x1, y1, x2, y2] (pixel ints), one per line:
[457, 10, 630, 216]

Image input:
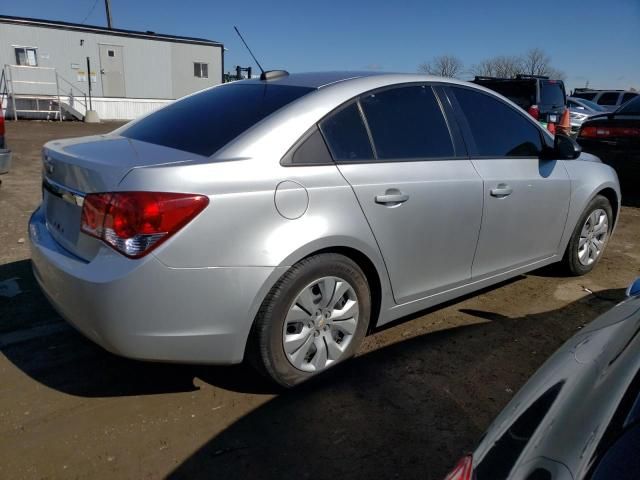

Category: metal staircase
[1, 64, 89, 121]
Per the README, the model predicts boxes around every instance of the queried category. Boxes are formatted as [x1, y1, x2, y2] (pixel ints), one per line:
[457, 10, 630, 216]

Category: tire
[247, 253, 371, 387]
[563, 195, 613, 276]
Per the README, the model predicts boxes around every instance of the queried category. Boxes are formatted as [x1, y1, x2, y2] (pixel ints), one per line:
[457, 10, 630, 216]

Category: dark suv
[472, 74, 567, 124]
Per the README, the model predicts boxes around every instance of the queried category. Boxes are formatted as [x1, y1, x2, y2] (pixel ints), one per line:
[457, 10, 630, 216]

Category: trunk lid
[42, 134, 204, 261]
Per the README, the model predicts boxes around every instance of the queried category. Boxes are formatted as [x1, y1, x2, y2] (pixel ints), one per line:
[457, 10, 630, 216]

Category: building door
[98, 45, 125, 97]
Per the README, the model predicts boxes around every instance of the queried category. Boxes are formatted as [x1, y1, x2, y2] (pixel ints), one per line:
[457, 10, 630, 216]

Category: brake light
[81, 192, 209, 258]
[527, 105, 540, 120]
[444, 455, 473, 480]
[0, 111, 5, 137]
[579, 126, 640, 138]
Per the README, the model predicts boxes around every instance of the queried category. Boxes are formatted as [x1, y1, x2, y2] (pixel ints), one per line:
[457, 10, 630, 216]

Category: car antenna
[233, 26, 289, 81]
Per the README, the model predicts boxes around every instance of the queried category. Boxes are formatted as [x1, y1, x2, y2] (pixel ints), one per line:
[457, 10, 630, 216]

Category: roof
[243, 71, 400, 89]
[0, 15, 222, 47]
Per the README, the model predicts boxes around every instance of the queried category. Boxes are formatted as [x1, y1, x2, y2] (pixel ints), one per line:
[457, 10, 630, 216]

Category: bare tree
[469, 55, 523, 78]
[418, 55, 464, 78]
[521, 48, 565, 79]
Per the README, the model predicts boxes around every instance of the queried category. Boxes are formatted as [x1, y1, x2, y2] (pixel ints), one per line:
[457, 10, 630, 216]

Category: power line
[80, 0, 100, 24]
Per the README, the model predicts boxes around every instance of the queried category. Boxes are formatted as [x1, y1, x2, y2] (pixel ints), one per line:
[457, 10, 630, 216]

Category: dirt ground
[0, 120, 639, 480]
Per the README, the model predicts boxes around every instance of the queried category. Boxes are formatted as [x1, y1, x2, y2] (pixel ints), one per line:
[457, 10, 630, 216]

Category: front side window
[194, 62, 208, 78]
[622, 92, 638, 104]
[319, 103, 373, 162]
[573, 91, 598, 101]
[450, 87, 543, 157]
[617, 96, 640, 115]
[359, 85, 454, 160]
[15, 47, 38, 66]
[121, 83, 314, 156]
[598, 92, 620, 106]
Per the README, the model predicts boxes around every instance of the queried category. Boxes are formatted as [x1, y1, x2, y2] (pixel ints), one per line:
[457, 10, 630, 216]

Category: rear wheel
[563, 195, 612, 275]
[248, 253, 371, 387]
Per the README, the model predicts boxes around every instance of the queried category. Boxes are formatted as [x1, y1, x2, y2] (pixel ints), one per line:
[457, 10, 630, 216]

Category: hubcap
[282, 276, 359, 373]
[578, 209, 608, 266]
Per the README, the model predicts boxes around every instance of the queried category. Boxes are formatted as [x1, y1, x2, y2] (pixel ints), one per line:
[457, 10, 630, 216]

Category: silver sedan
[29, 72, 620, 386]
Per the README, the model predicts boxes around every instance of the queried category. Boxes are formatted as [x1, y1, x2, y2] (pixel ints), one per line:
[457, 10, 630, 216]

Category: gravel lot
[1, 120, 639, 480]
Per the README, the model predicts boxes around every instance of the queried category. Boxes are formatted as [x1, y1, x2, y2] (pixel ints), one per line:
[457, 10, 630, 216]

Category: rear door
[99, 44, 125, 97]
[321, 84, 483, 304]
[446, 86, 571, 278]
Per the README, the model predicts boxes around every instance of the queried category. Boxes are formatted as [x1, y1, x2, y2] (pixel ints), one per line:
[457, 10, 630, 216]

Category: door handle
[490, 184, 513, 198]
[375, 191, 409, 206]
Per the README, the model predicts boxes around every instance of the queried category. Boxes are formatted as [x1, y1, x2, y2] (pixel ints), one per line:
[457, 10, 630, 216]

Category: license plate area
[549, 114, 558, 123]
[43, 187, 82, 250]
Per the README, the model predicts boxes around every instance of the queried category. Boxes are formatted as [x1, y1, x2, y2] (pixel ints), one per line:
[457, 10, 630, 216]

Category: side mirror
[627, 278, 640, 297]
[554, 134, 581, 160]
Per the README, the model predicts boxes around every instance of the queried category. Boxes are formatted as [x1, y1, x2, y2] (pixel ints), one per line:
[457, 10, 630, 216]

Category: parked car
[0, 109, 11, 184]
[29, 72, 620, 387]
[472, 74, 567, 124]
[567, 96, 608, 135]
[572, 88, 639, 112]
[577, 95, 640, 190]
[444, 277, 640, 480]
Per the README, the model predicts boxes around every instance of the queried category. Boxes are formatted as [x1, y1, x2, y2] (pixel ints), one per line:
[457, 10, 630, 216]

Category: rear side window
[320, 103, 374, 161]
[540, 81, 565, 106]
[121, 83, 314, 156]
[450, 87, 543, 157]
[598, 92, 621, 106]
[359, 85, 454, 160]
[287, 127, 333, 165]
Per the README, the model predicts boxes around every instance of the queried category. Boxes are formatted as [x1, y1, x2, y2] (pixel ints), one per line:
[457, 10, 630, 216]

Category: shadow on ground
[165, 287, 624, 480]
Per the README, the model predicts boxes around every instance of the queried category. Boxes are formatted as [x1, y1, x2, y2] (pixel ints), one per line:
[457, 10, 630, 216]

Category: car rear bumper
[29, 206, 280, 364]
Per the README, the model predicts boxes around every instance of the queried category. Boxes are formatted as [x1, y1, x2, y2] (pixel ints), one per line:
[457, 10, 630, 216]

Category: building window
[194, 62, 208, 79]
[15, 47, 38, 66]
[108, 50, 115, 57]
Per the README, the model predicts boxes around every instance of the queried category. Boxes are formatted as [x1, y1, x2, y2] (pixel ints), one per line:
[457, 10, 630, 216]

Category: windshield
[575, 98, 607, 112]
[121, 83, 315, 156]
[617, 96, 640, 115]
[540, 80, 565, 106]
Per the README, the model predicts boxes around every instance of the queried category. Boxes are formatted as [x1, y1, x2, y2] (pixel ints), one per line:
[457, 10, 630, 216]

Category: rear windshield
[573, 91, 598, 101]
[120, 83, 314, 156]
[540, 81, 565, 107]
[617, 96, 640, 115]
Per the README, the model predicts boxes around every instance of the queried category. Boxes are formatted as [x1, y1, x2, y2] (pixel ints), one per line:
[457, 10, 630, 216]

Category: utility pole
[104, 0, 113, 29]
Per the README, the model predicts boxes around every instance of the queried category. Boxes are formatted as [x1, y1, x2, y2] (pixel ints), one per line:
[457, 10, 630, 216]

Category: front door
[446, 86, 571, 278]
[98, 44, 125, 97]
[319, 85, 484, 304]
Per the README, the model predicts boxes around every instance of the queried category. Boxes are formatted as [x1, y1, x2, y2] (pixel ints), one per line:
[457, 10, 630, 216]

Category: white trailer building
[0, 15, 224, 120]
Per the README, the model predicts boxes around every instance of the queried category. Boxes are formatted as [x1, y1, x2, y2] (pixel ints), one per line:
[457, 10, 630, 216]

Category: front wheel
[247, 253, 371, 387]
[563, 195, 613, 276]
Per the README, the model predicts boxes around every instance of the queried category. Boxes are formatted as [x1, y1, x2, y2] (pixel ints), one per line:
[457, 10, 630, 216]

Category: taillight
[0, 112, 5, 137]
[579, 125, 640, 138]
[527, 105, 540, 120]
[444, 455, 473, 480]
[81, 192, 209, 258]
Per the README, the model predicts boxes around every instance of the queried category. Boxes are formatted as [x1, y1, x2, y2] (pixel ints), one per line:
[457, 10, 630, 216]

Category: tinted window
[573, 92, 598, 101]
[598, 92, 621, 106]
[360, 85, 454, 159]
[591, 425, 640, 480]
[451, 87, 543, 157]
[472, 79, 536, 110]
[320, 103, 374, 161]
[618, 96, 640, 115]
[121, 83, 314, 156]
[540, 81, 565, 106]
[289, 127, 333, 165]
[622, 93, 638, 104]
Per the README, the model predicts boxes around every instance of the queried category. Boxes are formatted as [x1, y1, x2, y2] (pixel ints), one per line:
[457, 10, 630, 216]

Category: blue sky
[4, 0, 639, 91]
